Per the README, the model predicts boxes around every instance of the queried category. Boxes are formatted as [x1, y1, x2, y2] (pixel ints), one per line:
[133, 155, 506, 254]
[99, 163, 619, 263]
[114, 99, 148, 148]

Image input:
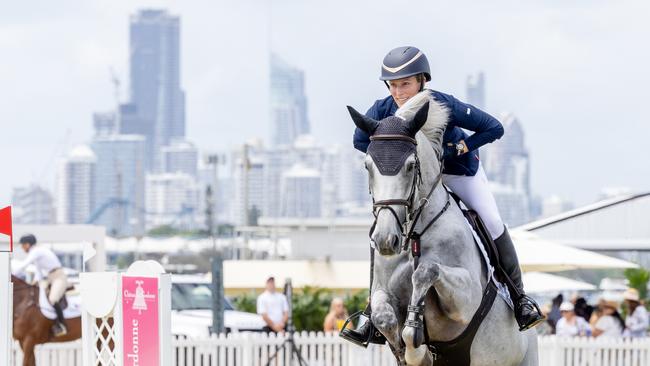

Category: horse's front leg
[371, 290, 406, 365]
[402, 262, 481, 350]
[21, 337, 36, 366]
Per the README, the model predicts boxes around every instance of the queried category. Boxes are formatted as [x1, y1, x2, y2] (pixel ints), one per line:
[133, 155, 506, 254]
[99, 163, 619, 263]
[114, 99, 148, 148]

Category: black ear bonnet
[367, 116, 417, 176]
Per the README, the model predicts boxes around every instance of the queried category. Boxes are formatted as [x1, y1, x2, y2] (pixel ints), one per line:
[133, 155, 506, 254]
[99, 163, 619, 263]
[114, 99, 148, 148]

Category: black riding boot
[494, 227, 545, 331]
[52, 303, 68, 337]
[340, 249, 386, 347]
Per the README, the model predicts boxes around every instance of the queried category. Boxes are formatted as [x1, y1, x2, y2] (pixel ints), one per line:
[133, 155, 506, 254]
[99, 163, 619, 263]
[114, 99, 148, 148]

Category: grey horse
[348, 91, 538, 366]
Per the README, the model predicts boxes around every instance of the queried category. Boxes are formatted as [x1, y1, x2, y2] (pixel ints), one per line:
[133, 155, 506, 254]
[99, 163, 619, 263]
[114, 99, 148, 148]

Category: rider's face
[388, 76, 421, 107]
[21, 243, 30, 253]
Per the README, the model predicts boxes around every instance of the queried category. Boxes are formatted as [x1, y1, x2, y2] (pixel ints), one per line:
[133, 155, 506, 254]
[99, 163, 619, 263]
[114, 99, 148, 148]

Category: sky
[2, 0, 650, 207]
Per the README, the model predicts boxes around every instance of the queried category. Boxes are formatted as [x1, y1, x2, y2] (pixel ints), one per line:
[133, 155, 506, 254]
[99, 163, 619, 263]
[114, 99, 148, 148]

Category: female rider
[340, 46, 544, 347]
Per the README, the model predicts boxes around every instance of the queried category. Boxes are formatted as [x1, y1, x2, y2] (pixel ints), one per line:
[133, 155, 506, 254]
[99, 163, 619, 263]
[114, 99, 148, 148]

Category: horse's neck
[415, 144, 447, 211]
[416, 144, 485, 280]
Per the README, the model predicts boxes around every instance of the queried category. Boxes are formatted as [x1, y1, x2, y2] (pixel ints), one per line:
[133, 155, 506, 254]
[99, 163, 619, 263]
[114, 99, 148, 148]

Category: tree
[624, 268, 650, 300]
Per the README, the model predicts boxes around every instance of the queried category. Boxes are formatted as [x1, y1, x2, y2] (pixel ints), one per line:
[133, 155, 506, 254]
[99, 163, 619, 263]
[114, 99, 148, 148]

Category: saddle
[423, 193, 502, 366]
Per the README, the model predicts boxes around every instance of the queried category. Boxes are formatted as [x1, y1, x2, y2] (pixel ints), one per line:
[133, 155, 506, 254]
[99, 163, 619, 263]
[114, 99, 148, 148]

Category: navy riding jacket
[353, 89, 504, 176]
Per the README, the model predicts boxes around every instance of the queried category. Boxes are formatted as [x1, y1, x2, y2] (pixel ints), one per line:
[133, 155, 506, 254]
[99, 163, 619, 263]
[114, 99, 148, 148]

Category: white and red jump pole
[0, 206, 14, 366]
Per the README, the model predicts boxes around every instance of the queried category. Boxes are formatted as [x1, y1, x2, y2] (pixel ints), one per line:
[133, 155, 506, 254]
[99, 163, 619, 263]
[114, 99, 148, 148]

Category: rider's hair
[415, 73, 425, 91]
[19, 234, 37, 246]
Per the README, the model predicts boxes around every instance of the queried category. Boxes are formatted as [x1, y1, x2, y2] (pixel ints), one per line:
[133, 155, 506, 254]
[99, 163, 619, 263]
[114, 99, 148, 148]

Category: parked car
[171, 274, 265, 337]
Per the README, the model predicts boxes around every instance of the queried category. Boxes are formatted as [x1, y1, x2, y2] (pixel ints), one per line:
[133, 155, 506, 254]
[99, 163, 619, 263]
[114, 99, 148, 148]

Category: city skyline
[3, 0, 650, 208]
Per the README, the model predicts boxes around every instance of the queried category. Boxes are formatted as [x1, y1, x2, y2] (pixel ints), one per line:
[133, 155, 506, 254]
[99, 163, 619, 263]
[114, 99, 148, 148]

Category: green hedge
[231, 288, 369, 331]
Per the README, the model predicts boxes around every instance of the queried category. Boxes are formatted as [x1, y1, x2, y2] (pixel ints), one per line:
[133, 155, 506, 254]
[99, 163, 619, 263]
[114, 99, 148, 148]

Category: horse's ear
[347, 106, 379, 135]
[407, 101, 429, 135]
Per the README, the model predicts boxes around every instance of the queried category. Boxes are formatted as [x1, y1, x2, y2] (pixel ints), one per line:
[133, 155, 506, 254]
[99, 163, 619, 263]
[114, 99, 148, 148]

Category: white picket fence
[11, 340, 83, 366]
[11, 334, 650, 366]
[538, 336, 650, 366]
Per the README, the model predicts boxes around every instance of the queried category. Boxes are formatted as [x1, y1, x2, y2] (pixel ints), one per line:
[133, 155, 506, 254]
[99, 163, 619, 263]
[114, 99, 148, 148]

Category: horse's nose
[378, 233, 400, 255]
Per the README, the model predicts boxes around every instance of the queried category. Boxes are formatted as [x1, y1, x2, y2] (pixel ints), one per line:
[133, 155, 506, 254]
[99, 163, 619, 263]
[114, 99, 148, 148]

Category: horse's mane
[395, 90, 449, 158]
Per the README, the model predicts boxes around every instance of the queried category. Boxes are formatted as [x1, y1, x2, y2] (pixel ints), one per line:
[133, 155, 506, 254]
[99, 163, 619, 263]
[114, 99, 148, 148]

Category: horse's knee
[371, 310, 398, 336]
[413, 263, 439, 285]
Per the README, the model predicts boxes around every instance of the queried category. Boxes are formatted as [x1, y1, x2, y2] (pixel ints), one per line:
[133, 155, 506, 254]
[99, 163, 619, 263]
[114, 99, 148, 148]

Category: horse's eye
[407, 161, 415, 171]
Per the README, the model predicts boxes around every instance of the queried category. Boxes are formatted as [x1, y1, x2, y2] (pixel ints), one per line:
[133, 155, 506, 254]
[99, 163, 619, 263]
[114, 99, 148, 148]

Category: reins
[368, 133, 450, 269]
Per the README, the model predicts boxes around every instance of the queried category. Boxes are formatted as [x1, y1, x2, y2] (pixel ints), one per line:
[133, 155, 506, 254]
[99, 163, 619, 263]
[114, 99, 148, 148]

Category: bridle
[368, 133, 450, 256]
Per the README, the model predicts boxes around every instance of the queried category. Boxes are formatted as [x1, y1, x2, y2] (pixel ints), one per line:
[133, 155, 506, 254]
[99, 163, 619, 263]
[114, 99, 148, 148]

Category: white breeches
[442, 163, 505, 239]
[47, 268, 68, 305]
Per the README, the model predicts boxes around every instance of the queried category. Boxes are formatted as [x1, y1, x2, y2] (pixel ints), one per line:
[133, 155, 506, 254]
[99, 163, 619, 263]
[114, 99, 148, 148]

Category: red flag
[0, 206, 12, 252]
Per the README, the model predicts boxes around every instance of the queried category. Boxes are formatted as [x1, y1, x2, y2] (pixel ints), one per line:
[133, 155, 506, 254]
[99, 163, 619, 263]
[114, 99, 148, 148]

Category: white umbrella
[523, 272, 596, 294]
[511, 230, 638, 272]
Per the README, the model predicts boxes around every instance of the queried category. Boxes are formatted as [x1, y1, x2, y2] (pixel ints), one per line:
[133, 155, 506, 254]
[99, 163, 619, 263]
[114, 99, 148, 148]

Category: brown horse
[11, 275, 81, 366]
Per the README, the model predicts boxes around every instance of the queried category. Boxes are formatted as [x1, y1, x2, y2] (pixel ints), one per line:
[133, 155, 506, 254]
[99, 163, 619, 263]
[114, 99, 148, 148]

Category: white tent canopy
[523, 272, 596, 294]
[512, 230, 638, 272]
[223, 260, 369, 291]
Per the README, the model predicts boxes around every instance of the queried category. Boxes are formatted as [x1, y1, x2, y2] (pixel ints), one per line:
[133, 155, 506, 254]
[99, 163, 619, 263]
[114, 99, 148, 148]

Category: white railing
[11, 340, 83, 366]
[538, 336, 650, 366]
[173, 332, 394, 366]
[11, 334, 650, 366]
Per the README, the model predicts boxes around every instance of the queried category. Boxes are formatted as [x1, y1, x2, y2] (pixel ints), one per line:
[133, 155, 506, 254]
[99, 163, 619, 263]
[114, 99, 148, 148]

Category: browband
[370, 134, 417, 145]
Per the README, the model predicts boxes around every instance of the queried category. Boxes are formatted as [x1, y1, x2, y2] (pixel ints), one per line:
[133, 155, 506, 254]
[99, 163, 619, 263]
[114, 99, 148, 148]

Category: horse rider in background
[341, 46, 545, 347]
[12, 234, 69, 337]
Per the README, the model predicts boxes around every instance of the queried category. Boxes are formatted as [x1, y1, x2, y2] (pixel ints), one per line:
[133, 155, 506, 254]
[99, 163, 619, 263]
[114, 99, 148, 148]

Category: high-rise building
[270, 54, 310, 147]
[121, 9, 185, 172]
[56, 145, 96, 224]
[337, 148, 371, 217]
[281, 164, 321, 218]
[466, 72, 485, 109]
[93, 112, 117, 136]
[232, 143, 266, 226]
[483, 113, 530, 193]
[145, 173, 199, 230]
[12, 185, 54, 224]
[482, 113, 532, 226]
[161, 140, 198, 177]
[91, 135, 146, 236]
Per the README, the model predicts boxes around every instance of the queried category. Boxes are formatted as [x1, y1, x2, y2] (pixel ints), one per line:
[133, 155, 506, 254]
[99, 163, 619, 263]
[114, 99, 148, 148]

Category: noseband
[368, 134, 450, 253]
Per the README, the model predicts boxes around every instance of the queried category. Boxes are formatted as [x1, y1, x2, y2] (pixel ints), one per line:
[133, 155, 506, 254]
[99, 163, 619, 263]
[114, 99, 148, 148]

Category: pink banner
[122, 276, 159, 366]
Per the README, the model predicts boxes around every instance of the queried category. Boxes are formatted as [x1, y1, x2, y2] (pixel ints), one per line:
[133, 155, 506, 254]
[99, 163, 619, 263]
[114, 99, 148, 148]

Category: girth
[427, 281, 498, 366]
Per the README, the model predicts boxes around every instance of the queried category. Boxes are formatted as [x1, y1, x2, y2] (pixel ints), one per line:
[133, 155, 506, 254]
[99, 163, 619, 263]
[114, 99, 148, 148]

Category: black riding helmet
[380, 46, 431, 82]
[19, 234, 37, 246]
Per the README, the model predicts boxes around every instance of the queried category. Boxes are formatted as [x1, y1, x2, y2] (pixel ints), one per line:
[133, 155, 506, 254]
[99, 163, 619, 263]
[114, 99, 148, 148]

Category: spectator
[555, 302, 590, 337]
[257, 277, 289, 333]
[323, 298, 351, 332]
[547, 294, 564, 332]
[591, 299, 624, 338]
[573, 297, 593, 323]
[622, 288, 649, 338]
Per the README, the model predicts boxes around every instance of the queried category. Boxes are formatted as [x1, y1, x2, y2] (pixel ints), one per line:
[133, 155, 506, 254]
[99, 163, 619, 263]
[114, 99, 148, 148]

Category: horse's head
[348, 102, 429, 256]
